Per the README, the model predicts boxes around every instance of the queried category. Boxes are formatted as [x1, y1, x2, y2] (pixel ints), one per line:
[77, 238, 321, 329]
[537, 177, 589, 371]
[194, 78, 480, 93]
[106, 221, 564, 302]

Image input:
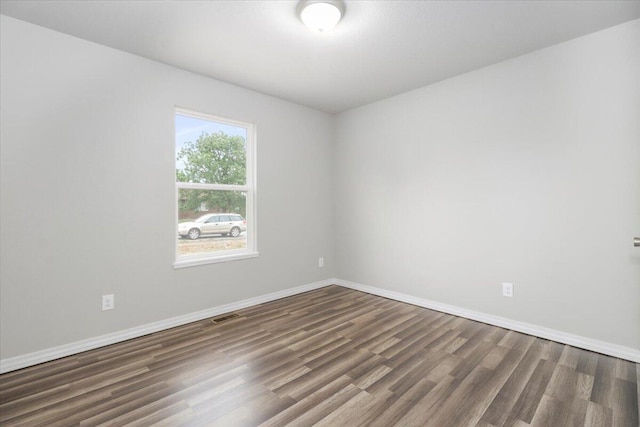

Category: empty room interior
[1, 1, 639, 425]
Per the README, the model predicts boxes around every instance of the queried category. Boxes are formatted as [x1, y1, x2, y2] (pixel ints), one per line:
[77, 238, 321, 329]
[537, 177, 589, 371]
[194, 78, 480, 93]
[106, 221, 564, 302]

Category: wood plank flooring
[0, 285, 638, 426]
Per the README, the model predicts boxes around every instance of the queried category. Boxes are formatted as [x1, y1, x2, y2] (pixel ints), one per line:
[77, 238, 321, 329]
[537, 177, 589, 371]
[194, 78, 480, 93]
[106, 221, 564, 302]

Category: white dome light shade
[298, 1, 344, 32]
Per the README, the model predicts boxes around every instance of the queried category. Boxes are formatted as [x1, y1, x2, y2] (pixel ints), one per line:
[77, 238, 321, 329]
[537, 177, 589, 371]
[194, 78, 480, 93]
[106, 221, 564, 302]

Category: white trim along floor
[1, 278, 638, 374]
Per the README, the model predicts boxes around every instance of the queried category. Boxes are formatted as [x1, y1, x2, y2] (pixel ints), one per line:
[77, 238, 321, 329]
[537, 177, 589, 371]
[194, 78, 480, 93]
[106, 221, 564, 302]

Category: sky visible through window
[175, 113, 247, 171]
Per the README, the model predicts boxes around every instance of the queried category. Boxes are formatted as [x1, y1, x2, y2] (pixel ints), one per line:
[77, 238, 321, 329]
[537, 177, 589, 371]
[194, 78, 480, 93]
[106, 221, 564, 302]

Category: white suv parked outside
[178, 213, 246, 240]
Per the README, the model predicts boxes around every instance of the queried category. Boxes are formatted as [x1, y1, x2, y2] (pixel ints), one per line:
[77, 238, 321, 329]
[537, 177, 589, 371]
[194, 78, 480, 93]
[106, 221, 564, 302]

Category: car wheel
[188, 228, 200, 240]
[230, 227, 241, 238]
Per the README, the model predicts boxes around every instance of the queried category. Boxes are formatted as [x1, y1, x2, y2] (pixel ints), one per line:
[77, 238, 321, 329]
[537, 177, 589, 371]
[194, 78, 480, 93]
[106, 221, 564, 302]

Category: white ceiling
[1, 1, 639, 113]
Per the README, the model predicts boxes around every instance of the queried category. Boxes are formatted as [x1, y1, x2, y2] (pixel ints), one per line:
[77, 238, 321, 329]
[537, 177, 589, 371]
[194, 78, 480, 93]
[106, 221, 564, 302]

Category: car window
[195, 215, 209, 223]
[206, 216, 219, 223]
[231, 215, 242, 221]
[219, 215, 231, 222]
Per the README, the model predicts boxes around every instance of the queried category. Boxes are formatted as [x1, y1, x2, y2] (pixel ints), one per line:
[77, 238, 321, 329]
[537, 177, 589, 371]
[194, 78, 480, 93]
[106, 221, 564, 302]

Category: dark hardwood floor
[0, 285, 638, 426]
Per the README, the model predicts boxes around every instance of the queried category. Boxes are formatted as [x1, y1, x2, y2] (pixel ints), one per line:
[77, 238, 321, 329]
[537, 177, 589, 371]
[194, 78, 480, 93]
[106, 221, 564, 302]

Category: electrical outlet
[319, 257, 324, 268]
[502, 283, 514, 298]
[102, 294, 114, 311]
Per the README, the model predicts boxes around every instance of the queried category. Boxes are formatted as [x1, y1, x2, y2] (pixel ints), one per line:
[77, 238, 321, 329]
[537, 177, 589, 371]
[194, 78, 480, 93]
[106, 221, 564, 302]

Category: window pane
[175, 114, 247, 185]
[177, 189, 247, 257]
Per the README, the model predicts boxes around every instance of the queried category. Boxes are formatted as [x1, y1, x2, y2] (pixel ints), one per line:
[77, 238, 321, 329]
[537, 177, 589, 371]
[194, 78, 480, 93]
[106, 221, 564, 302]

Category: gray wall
[0, 16, 335, 359]
[334, 20, 640, 349]
[2, 15, 639, 362]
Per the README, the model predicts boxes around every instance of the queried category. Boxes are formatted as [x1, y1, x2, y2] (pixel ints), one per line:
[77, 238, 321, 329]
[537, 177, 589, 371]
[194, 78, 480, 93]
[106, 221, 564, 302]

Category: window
[175, 108, 257, 267]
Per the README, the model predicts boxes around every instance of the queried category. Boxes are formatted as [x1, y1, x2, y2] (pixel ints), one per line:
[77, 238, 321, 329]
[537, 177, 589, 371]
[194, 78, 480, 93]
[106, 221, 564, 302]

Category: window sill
[174, 251, 259, 269]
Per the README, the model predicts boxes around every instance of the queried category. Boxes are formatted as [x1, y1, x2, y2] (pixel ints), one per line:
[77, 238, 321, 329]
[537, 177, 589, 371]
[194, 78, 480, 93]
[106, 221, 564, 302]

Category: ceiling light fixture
[297, 0, 345, 32]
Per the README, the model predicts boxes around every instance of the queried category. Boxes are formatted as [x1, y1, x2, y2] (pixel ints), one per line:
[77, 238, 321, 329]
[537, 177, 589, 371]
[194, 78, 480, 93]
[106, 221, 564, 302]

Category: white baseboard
[334, 278, 640, 363]
[0, 279, 332, 374]
[2, 277, 638, 373]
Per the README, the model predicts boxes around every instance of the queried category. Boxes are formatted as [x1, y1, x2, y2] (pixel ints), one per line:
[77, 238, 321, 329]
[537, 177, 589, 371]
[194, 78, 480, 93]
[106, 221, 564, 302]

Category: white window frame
[174, 108, 258, 268]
